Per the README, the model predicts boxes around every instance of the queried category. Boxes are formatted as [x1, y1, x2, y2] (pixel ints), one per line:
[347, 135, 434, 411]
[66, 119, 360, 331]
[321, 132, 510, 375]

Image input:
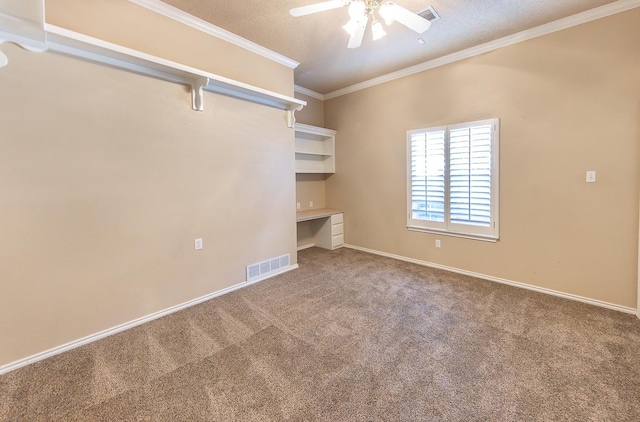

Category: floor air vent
[246, 253, 290, 282]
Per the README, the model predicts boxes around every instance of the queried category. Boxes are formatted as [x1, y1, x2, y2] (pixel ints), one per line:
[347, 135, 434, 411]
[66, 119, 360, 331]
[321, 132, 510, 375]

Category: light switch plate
[586, 171, 596, 183]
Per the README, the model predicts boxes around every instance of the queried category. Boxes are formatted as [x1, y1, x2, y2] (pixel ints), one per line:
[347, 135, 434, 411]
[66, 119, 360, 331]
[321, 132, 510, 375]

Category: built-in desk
[296, 208, 344, 250]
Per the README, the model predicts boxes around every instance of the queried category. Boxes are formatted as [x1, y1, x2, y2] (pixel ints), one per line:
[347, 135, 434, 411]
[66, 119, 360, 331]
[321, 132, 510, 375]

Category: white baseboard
[0, 264, 298, 376]
[297, 243, 315, 251]
[345, 244, 637, 315]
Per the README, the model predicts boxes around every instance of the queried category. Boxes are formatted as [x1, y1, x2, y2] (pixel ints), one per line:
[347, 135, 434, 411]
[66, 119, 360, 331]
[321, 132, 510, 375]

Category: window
[407, 118, 499, 241]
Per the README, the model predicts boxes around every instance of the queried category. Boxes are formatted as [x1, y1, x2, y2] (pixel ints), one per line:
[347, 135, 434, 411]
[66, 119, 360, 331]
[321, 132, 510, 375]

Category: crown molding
[128, 0, 299, 69]
[325, 0, 640, 100]
[294, 85, 325, 101]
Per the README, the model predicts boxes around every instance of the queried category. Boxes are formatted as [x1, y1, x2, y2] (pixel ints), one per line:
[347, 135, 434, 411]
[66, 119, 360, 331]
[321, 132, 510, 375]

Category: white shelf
[0, 2, 305, 127]
[295, 170, 333, 174]
[295, 151, 332, 157]
[294, 123, 336, 174]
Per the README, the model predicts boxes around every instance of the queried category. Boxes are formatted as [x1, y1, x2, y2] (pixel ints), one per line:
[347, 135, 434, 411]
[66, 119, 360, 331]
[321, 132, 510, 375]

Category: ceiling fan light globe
[371, 20, 386, 40]
[348, 0, 366, 20]
[378, 2, 396, 25]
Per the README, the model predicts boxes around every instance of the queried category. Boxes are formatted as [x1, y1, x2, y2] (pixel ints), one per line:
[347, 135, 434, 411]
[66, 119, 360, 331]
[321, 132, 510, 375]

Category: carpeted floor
[1, 247, 639, 421]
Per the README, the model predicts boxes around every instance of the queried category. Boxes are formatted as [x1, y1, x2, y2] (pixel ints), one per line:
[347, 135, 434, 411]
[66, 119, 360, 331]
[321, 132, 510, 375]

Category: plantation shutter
[449, 123, 492, 227]
[409, 129, 445, 223]
[407, 118, 498, 240]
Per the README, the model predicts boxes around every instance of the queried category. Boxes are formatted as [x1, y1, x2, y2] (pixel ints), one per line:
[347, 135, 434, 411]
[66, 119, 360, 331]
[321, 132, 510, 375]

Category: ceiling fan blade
[390, 3, 431, 34]
[290, 0, 346, 17]
[347, 15, 368, 49]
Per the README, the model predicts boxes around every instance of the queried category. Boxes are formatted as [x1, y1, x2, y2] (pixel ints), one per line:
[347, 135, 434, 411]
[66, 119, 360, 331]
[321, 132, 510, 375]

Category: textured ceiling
[163, 0, 618, 94]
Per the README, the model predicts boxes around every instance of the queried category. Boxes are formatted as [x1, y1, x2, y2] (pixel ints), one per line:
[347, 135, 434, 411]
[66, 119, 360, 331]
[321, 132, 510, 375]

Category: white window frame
[407, 118, 500, 242]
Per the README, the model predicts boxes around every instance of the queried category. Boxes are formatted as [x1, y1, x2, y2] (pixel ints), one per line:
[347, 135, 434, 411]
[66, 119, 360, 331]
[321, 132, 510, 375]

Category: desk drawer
[332, 234, 344, 248]
[332, 222, 344, 236]
[331, 213, 343, 224]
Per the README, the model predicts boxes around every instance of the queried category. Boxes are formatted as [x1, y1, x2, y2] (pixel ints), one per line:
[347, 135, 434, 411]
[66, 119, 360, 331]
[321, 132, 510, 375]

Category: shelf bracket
[190, 77, 209, 111]
[286, 104, 305, 129]
[0, 0, 48, 68]
[1, 4, 307, 126]
[0, 39, 47, 68]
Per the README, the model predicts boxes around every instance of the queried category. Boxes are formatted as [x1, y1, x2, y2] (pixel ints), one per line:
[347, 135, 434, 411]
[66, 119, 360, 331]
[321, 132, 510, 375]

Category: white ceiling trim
[294, 85, 325, 101]
[325, 0, 640, 100]
[128, 0, 300, 69]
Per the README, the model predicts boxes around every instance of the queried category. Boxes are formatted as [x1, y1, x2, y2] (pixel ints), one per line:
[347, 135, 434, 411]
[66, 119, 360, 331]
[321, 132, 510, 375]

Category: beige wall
[0, 23, 296, 366]
[46, 0, 294, 95]
[295, 92, 325, 127]
[325, 9, 640, 309]
[294, 93, 328, 214]
[296, 174, 328, 248]
[296, 174, 327, 211]
[294, 92, 329, 247]
[294, 92, 328, 215]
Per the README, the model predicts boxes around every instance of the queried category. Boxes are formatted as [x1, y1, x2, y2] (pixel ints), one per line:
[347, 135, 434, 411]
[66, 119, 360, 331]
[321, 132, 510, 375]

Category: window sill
[407, 225, 499, 243]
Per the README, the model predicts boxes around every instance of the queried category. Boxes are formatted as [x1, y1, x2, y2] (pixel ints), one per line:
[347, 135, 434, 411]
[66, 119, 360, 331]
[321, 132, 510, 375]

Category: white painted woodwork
[0, 0, 47, 56]
[313, 213, 345, 250]
[296, 208, 343, 222]
[345, 244, 637, 315]
[45, 25, 305, 125]
[324, 0, 640, 99]
[295, 123, 336, 173]
[0, 0, 305, 126]
[129, 0, 300, 69]
[0, 262, 298, 375]
[296, 209, 344, 251]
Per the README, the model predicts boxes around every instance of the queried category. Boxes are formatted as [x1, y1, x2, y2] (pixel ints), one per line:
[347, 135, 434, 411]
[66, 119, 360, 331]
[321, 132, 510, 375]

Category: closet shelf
[0, 9, 305, 127]
[295, 151, 332, 157]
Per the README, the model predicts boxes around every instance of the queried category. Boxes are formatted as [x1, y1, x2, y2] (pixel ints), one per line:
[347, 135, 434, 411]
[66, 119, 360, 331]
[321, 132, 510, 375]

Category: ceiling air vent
[417, 6, 440, 22]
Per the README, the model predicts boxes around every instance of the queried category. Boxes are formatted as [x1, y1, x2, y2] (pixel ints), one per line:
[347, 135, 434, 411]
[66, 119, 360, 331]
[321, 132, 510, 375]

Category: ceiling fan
[290, 0, 432, 49]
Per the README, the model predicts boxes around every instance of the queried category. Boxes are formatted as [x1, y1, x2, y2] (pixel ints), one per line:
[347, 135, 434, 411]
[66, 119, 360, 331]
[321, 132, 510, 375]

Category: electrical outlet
[296, 202, 300, 210]
[586, 171, 596, 183]
[309, 201, 314, 208]
[194, 238, 203, 250]
[435, 239, 441, 248]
